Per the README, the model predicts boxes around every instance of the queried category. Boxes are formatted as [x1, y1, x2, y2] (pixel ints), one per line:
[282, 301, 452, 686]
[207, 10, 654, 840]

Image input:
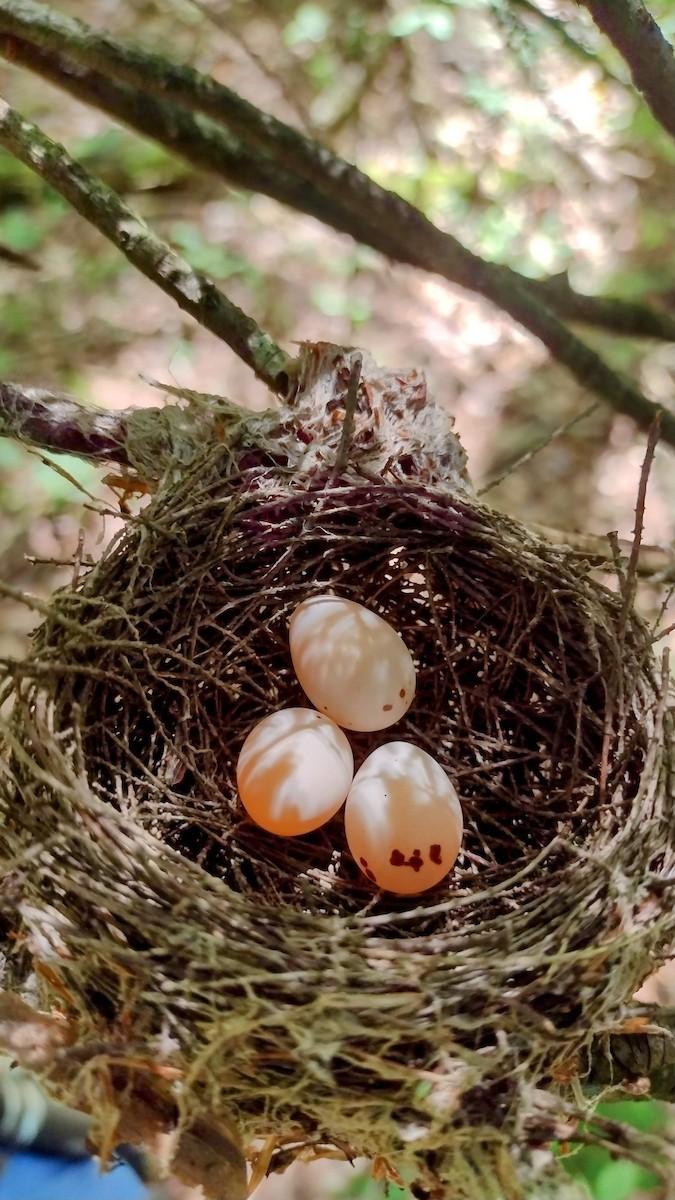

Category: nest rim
[2, 463, 674, 1183]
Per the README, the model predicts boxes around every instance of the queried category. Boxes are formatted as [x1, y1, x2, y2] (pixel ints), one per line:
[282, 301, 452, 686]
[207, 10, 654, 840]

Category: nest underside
[1, 449, 674, 1181]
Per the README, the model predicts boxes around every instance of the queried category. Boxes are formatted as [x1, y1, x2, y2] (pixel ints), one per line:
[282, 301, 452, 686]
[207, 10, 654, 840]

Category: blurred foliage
[563, 1100, 669, 1200]
[2, 4, 675, 1193]
[335, 1165, 412, 1200]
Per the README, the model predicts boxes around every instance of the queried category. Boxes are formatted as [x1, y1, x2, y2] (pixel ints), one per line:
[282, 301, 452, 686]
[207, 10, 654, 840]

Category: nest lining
[1, 347, 675, 1193]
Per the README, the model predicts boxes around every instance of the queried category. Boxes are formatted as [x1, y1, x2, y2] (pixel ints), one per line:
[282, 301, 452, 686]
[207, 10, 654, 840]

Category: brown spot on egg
[383, 703, 393, 711]
[390, 847, 425, 873]
[429, 844, 442, 865]
[399, 688, 406, 698]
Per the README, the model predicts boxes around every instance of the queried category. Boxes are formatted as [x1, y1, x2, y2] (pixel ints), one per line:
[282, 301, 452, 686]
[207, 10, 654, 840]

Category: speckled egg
[236, 708, 354, 836]
[344, 741, 463, 894]
[288, 595, 416, 732]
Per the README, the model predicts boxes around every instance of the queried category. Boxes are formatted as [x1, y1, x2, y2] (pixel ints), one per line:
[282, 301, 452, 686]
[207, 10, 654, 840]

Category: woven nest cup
[2, 345, 675, 1199]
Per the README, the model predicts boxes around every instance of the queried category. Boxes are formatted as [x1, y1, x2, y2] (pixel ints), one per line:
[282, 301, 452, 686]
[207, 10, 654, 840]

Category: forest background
[2, 1, 675, 1197]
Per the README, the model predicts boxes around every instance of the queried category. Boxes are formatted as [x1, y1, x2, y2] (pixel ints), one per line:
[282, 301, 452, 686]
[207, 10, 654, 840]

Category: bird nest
[1, 345, 674, 1198]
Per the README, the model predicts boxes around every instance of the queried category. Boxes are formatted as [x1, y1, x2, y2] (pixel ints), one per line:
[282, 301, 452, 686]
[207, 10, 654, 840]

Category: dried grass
[1, 346, 674, 1198]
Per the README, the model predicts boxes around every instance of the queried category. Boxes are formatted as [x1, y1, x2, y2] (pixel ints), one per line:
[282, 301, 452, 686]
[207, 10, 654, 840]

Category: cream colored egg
[345, 742, 463, 895]
[289, 595, 416, 732]
[236, 708, 354, 836]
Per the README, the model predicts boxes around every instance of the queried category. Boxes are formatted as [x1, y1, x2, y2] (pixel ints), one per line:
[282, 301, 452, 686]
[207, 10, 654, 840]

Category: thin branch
[7, 35, 675, 349]
[0, 37, 393, 263]
[0, 380, 150, 466]
[333, 353, 363, 475]
[577, 0, 675, 144]
[527, 1093, 675, 1186]
[0, 3, 673, 448]
[478, 401, 600, 495]
[621, 414, 660, 614]
[530, 271, 675, 341]
[0, 96, 290, 395]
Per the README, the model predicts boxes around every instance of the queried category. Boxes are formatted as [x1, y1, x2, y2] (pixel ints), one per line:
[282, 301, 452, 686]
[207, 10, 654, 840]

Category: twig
[0, 96, 290, 395]
[620, 414, 661, 622]
[577, 0, 675, 144]
[333, 353, 363, 476]
[479, 401, 600, 495]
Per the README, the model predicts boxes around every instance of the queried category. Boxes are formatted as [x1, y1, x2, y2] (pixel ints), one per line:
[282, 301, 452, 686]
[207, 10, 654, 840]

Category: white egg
[344, 742, 463, 895]
[289, 595, 416, 732]
[236, 708, 354, 836]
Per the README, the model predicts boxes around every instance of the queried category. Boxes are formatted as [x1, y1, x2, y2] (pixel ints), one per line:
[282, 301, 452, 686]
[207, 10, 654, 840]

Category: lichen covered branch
[0, 381, 139, 465]
[6, 34, 675, 349]
[0, 96, 290, 395]
[0, 0, 673, 446]
[0, 35, 370, 249]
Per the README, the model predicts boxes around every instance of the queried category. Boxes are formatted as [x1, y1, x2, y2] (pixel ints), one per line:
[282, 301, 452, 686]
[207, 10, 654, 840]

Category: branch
[7, 36, 675, 348]
[0, 36, 395, 265]
[577, 0, 675, 144]
[530, 271, 675, 341]
[0, 381, 149, 465]
[0, 96, 290, 395]
[0, 3, 673, 448]
[527, 1092, 675, 1191]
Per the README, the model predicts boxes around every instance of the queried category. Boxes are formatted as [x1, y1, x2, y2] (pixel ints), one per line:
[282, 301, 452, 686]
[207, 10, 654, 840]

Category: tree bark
[1, 1, 675, 444]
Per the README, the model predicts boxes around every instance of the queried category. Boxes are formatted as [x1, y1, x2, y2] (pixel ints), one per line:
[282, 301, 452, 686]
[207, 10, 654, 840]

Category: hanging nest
[1, 344, 674, 1199]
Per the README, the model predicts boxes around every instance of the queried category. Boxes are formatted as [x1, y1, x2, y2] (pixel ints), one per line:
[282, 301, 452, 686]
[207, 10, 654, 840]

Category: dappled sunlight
[236, 707, 354, 836]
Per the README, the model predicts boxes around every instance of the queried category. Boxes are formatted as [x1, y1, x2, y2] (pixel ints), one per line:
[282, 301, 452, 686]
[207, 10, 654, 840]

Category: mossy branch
[577, 0, 675, 144]
[7, 34, 675, 350]
[0, 37, 362, 247]
[0, 97, 290, 395]
[0, 1, 674, 446]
